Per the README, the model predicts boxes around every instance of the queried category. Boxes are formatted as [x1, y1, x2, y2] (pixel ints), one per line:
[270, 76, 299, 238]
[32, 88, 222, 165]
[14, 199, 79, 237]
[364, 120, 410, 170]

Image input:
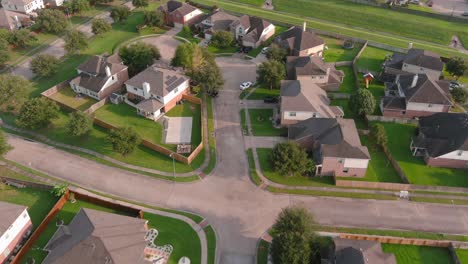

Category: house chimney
[408, 42, 413, 49]
[142, 82, 150, 96]
[105, 66, 111, 77]
[302, 21, 306, 32]
[411, 74, 418, 88]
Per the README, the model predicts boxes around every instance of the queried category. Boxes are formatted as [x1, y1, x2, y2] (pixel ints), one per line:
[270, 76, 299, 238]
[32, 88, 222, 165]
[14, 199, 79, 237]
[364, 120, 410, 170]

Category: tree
[91, 18, 112, 35]
[171, 42, 201, 70]
[119, 41, 160, 76]
[132, 0, 148, 8]
[143, 10, 164, 27]
[64, 0, 90, 14]
[0, 38, 10, 66]
[210, 30, 233, 49]
[31, 54, 60, 77]
[192, 61, 224, 95]
[451, 87, 468, 104]
[51, 184, 68, 197]
[0, 74, 31, 113]
[271, 142, 314, 177]
[257, 60, 286, 89]
[107, 127, 141, 156]
[7, 29, 37, 48]
[36, 9, 68, 33]
[446, 57, 467, 79]
[90, 0, 112, 5]
[16, 98, 59, 130]
[67, 111, 93, 137]
[110, 6, 131, 23]
[265, 43, 287, 62]
[0, 131, 12, 156]
[349, 88, 376, 116]
[64, 29, 88, 55]
[369, 123, 388, 148]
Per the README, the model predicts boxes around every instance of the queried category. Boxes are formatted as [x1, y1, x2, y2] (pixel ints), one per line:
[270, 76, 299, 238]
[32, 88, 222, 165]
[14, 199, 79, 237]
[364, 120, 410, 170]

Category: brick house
[380, 73, 452, 118]
[0, 201, 32, 264]
[280, 79, 343, 126]
[411, 113, 468, 169]
[70, 54, 129, 101]
[230, 15, 275, 48]
[158, 0, 203, 28]
[199, 10, 238, 40]
[286, 56, 345, 91]
[275, 23, 324, 57]
[383, 48, 444, 80]
[124, 65, 189, 121]
[289, 118, 370, 177]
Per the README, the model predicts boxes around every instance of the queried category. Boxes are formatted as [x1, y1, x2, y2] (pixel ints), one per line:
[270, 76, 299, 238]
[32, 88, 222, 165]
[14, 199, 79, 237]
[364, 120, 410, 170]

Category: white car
[261, 47, 269, 54]
[240, 81, 253, 90]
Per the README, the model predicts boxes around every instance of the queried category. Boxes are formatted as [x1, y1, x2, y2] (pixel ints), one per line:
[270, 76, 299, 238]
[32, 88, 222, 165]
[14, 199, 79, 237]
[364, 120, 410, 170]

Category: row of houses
[0, 0, 62, 30]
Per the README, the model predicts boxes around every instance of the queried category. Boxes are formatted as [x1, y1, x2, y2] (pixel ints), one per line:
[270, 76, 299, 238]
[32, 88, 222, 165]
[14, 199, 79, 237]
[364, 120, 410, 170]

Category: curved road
[5, 57, 468, 264]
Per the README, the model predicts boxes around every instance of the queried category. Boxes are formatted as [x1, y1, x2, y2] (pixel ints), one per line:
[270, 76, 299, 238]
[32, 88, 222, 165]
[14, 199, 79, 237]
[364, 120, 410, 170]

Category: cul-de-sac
[0, 0, 467, 263]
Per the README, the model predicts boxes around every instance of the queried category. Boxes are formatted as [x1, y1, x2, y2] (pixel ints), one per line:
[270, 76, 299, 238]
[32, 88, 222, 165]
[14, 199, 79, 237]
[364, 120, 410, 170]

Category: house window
[312, 113, 317, 118]
[289, 112, 296, 117]
[23, 212, 27, 218]
[238, 28, 242, 34]
[343, 168, 349, 173]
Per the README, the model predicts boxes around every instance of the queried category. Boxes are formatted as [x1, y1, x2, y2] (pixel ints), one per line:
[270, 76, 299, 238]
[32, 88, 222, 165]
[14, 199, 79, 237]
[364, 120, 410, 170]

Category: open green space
[49, 87, 97, 111]
[355, 46, 391, 73]
[322, 36, 363, 62]
[380, 122, 468, 187]
[6, 32, 57, 65]
[246, 149, 262, 186]
[206, 45, 238, 54]
[246, 87, 280, 100]
[257, 239, 270, 264]
[203, 96, 217, 175]
[248, 109, 286, 136]
[335, 66, 356, 93]
[382, 244, 454, 264]
[457, 249, 468, 263]
[0, 184, 58, 228]
[176, 28, 200, 43]
[257, 148, 334, 187]
[204, 226, 217, 264]
[240, 109, 248, 134]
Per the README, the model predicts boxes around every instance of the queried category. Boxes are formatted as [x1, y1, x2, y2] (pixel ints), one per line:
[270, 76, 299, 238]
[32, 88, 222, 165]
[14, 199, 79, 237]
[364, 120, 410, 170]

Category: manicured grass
[206, 45, 238, 54]
[240, 87, 254, 99]
[456, 249, 468, 263]
[176, 28, 200, 43]
[257, 148, 334, 187]
[204, 226, 217, 264]
[231, 0, 264, 6]
[267, 186, 397, 200]
[381, 244, 455, 264]
[6, 32, 57, 65]
[248, 109, 286, 136]
[203, 96, 217, 175]
[49, 87, 97, 111]
[335, 66, 356, 93]
[380, 122, 468, 187]
[240, 109, 248, 135]
[257, 239, 270, 264]
[246, 149, 262, 186]
[0, 164, 44, 183]
[329, 99, 367, 129]
[246, 87, 280, 100]
[322, 36, 363, 62]
[410, 197, 468, 206]
[355, 46, 391, 73]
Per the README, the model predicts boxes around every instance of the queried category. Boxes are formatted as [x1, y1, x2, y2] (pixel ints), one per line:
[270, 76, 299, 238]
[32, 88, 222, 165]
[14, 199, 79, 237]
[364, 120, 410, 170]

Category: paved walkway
[5, 57, 468, 264]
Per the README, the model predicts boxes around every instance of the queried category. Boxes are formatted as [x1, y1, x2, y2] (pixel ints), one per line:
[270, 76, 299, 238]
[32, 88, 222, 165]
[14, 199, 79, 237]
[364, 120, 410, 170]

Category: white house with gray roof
[383, 48, 445, 80]
[0, 201, 32, 264]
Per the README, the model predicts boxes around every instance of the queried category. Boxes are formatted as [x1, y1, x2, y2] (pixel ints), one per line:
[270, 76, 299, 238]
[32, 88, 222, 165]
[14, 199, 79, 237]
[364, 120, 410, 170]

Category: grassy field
[176, 28, 200, 43]
[329, 99, 367, 129]
[382, 244, 454, 264]
[335, 66, 356, 93]
[248, 109, 286, 136]
[322, 36, 363, 62]
[457, 249, 468, 263]
[49, 87, 97, 111]
[257, 148, 334, 186]
[203, 96, 217, 175]
[204, 226, 216, 264]
[246, 149, 262, 186]
[268, 186, 396, 200]
[240, 109, 248, 134]
[246, 88, 280, 100]
[355, 46, 391, 73]
[257, 240, 270, 264]
[380, 122, 468, 187]
[206, 45, 238, 54]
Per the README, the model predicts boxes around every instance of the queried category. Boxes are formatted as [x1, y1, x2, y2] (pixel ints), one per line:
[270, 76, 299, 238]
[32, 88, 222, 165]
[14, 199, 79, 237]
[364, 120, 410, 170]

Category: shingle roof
[43, 208, 148, 264]
[334, 238, 396, 264]
[0, 201, 27, 234]
[385, 48, 444, 72]
[204, 10, 238, 31]
[0, 8, 30, 30]
[287, 56, 328, 77]
[136, 98, 164, 113]
[396, 74, 452, 105]
[276, 26, 324, 53]
[125, 65, 188, 97]
[238, 15, 272, 43]
[412, 113, 468, 158]
[158, 0, 198, 16]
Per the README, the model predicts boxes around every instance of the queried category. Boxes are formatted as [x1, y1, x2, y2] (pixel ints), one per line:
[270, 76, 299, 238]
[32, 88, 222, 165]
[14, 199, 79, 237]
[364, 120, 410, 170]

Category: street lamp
[169, 153, 176, 179]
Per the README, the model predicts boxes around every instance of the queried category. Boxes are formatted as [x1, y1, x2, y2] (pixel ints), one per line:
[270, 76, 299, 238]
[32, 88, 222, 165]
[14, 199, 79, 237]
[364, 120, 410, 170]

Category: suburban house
[158, 0, 203, 28]
[288, 118, 370, 177]
[125, 65, 189, 120]
[332, 238, 396, 264]
[280, 79, 344, 126]
[380, 73, 452, 118]
[0, 0, 43, 14]
[230, 15, 275, 48]
[42, 208, 149, 264]
[383, 48, 444, 80]
[69, 54, 129, 101]
[275, 23, 325, 57]
[199, 10, 239, 40]
[0, 201, 33, 264]
[411, 113, 468, 169]
[0, 8, 31, 30]
[286, 56, 345, 91]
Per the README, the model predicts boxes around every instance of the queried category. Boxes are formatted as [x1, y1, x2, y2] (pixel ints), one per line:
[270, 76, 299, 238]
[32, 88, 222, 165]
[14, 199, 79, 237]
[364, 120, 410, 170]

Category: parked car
[263, 96, 279, 103]
[462, 11, 468, 17]
[261, 47, 269, 54]
[240, 81, 253, 90]
[449, 81, 462, 89]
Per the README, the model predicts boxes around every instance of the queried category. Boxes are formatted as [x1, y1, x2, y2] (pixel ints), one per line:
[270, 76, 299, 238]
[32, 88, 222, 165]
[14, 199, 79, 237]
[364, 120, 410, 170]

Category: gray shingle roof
[390, 74, 452, 105]
[125, 65, 188, 97]
[276, 26, 324, 54]
[334, 238, 396, 264]
[158, 0, 198, 16]
[385, 48, 444, 72]
[204, 10, 238, 31]
[235, 15, 272, 43]
[136, 98, 164, 113]
[0, 201, 27, 234]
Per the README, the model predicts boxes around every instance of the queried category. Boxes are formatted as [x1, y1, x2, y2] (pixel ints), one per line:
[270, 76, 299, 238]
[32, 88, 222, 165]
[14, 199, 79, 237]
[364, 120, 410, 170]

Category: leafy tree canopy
[257, 59, 286, 89]
[119, 41, 161, 76]
[16, 98, 59, 130]
[37, 9, 68, 33]
[0, 74, 32, 113]
[31, 54, 60, 77]
[107, 126, 141, 156]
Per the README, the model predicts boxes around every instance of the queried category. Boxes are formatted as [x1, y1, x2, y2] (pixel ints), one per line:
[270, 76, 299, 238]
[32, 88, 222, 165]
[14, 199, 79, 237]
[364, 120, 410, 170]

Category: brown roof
[43, 208, 148, 264]
[204, 10, 238, 31]
[334, 238, 396, 264]
[280, 79, 336, 118]
[0, 201, 27, 234]
[136, 98, 164, 113]
[125, 65, 188, 97]
[158, 0, 199, 16]
[276, 26, 324, 54]
[232, 15, 272, 43]
[385, 48, 444, 73]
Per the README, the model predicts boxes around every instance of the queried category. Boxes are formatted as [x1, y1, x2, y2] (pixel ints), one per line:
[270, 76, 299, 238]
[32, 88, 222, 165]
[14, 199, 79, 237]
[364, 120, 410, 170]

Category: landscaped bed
[49, 87, 97, 111]
[322, 36, 363, 63]
[248, 109, 286, 137]
[381, 244, 455, 264]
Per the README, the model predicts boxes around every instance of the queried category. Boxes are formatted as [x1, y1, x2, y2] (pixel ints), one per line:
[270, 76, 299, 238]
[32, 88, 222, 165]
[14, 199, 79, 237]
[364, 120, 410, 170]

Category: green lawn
[382, 244, 454, 264]
[322, 36, 363, 62]
[456, 249, 468, 263]
[248, 109, 286, 136]
[206, 45, 238, 54]
[6, 32, 57, 65]
[257, 148, 334, 186]
[204, 226, 217, 264]
[203, 96, 217, 175]
[246, 88, 280, 100]
[176, 29, 200, 43]
[49, 87, 97, 111]
[257, 240, 270, 264]
[0, 184, 58, 228]
[246, 149, 262, 186]
[335, 66, 356, 93]
[355, 46, 391, 73]
[240, 109, 248, 134]
[380, 122, 468, 187]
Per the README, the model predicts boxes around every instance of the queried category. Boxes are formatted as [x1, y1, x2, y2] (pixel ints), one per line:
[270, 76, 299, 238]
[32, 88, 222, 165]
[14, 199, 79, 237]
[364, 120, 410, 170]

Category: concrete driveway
[6, 57, 468, 264]
[430, 0, 468, 17]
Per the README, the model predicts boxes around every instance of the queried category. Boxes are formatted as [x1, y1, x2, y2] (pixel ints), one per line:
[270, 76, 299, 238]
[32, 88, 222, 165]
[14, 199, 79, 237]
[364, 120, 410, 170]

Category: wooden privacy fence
[41, 80, 76, 113]
[340, 233, 453, 247]
[366, 115, 418, 124]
